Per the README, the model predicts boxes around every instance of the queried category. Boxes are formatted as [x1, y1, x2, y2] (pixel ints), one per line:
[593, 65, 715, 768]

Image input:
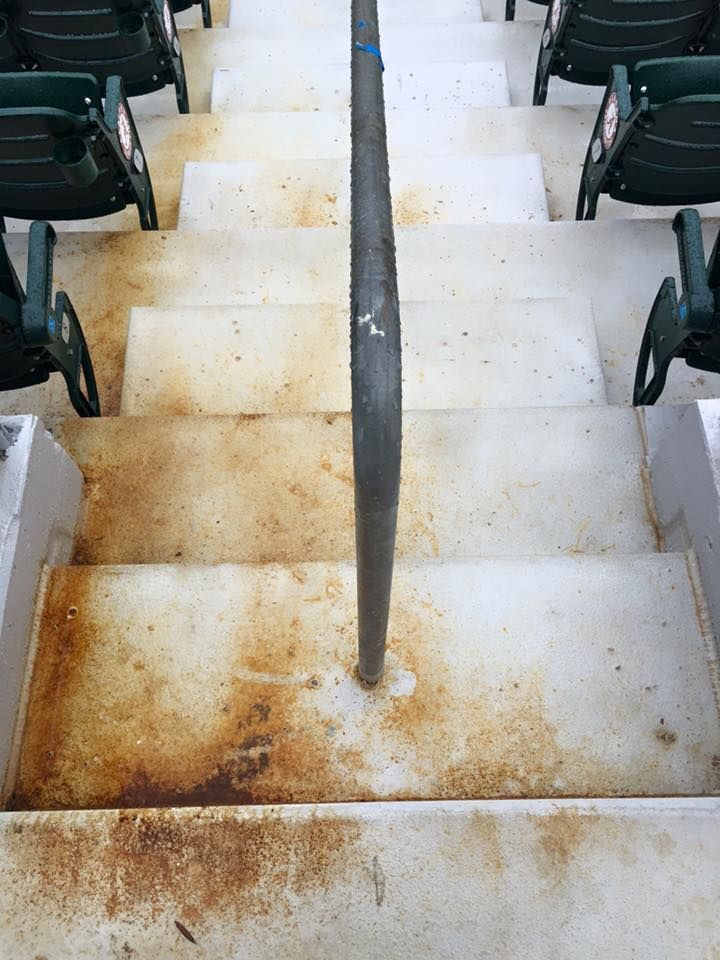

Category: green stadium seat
[635, 209, 720, 405]
[534, 0, 716, 105]
[172, 0, 212, 28]
[0, 73, 158, 230]
[576, 58, 720, 220]
[505, 0, 547, 23]
[0, 13, 21, 71]
[2, 0, 189, 114]
[0, 221, 100, 416]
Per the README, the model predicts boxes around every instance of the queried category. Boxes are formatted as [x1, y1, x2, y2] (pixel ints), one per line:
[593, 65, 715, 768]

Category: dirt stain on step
[9, 560, 698, 812]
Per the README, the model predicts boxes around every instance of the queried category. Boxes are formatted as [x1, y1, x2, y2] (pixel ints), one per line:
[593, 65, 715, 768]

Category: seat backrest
[609, 57, 720, 206]
[0, 72, 151, 223]
[632, 55, 720, 102]
[4, 0, 179, 98]
[555, 0, 716, 85]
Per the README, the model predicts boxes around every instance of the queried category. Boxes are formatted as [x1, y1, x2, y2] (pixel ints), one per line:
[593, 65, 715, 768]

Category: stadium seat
[2, 0, 189, 114]
[576, 58, 720, 221]
[0, 73, 158, 231]
[635, 209, 720, 405]
[0, 221, 100, 416]
[534, 0, 716, 105]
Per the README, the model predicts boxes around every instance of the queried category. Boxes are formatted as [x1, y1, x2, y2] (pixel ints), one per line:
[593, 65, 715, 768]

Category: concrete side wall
[0, 417, 82, 801]
[645, 400, 720, 637]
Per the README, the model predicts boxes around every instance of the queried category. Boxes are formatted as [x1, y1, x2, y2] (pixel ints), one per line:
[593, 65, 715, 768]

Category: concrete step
[10, 554, 719, 810]
[209, 61, 511, 114]
[177, 155, 548, 229]
[120, 298, 604, 415]
[2, 221, 719, 421]
[229, 0, 484, 28]
[1, 799, 717, 956]
[160, 23, 601, 114]
[56, 406, 657, 566]
[16, 104, 719, 233]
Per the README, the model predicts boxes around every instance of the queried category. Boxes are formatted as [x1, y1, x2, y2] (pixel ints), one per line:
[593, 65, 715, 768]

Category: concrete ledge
[0, 417, 82, 801]
[645, 400, 720, 645]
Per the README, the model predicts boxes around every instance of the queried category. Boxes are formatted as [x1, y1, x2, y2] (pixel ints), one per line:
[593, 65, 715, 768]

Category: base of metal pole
[358, 666, 384, 685]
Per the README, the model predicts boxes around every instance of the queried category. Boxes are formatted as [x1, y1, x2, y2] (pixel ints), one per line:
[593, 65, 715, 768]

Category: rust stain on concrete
[50, 233, 173, 416]
[393, 189, 432, 227]
[3, 807, 362, 929]
[56, 415, 356, 567]
[9, 561, 694, 812]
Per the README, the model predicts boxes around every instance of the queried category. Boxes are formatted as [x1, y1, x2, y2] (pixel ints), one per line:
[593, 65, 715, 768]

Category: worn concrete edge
[0, 417, 82, 804]
[643, 402, 720, 689]
[1, 795, 719, 824]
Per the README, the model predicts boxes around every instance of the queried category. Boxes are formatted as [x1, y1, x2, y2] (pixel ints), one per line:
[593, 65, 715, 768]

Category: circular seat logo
[117, 102, 133, 160]
[602, 92, 620, 150]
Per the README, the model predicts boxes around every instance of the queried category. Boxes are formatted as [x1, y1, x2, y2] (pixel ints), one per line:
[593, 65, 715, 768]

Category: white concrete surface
[209, 61, 511, 113]
[10, 555, 720, 810]
[56, 406, 657, 565]
[167, 23, 602, 111]
[177, 155, 549, 229]
[0, 417, 81, 802]
[0, 798, 718, 957]
[121, 298, 604, 414]
[1, 221, 720, 423]
[13, 104, 719, 233]
[229, 0, 485, 27]
[645, 400, 720, 648]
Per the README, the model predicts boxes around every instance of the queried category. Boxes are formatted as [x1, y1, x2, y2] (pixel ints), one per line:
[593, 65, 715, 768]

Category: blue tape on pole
[355, 41, 384, 71]
[357, 19, 367, 27]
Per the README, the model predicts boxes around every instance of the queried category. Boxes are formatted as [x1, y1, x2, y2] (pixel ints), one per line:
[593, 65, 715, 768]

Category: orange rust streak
[4, 808, 363, 927]
[56, 415, 357, 567]
[9, 565, 684, 812]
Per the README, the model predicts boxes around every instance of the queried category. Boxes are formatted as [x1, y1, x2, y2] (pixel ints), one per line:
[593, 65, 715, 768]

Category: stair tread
[134, 22, 602, 115]
[177, 155, 549, 229]
[21, 104, 719, 233]
[120, 298, 604, 414]
[57, 406, 656, 565]
[229, 0, 485, 27]
[1, 220, 718, 420]
[5, 798, 716, 957]
[210, 61, 511, 113]
[12, 556, 719, 810]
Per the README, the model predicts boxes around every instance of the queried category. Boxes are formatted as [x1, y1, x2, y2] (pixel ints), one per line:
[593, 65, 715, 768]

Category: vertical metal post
[350, 1, 402, 684]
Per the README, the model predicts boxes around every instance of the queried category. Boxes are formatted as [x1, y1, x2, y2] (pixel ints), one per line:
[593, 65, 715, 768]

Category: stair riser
[210, 62, 511, 114]
[120, 298, 604, 415]
[177, 155, 548, 229]
[170, 22, 602, 113]
[4, 799, 716, 958]
[56, 407, 657, 566]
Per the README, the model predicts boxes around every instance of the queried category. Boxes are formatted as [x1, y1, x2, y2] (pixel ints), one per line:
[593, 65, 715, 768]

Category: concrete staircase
[1, 0, 719, 954]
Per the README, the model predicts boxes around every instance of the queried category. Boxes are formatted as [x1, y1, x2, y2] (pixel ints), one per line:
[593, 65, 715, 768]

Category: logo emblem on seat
[602, 92, 620, 150]
[117, 102, 133, 160]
